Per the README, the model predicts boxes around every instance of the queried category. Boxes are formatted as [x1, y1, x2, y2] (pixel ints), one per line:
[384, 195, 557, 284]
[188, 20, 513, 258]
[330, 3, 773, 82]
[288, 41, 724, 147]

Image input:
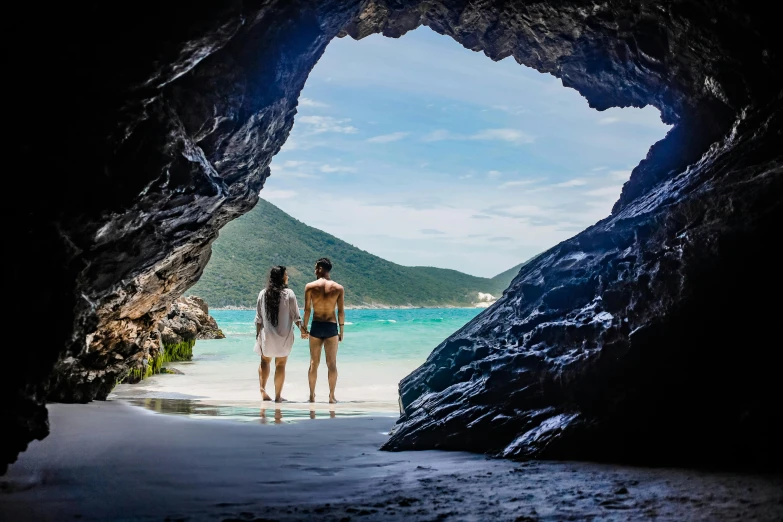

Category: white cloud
[487, 170, 502, 179]
[264, 193, 601, 277]
[609, 170, 633, 180]
[422, 128, 533, 145]
[422, 129, 454, 142]
[491, 205, 547, 218]
[591, 166, 607, 172]
[470, 128, 534, 144]
[299, 97, 329, 108]
[286, 171, 319, 179]
[458, 174, 473, 179]
[270, 160, 319, 179]
[297, 115, 358, 134]
[492, 105, 528, 115]
[261, 189, 297, 200]
[555, 179, 588, 187]
[367, 132, 410, 143]
[282, 160, 308, 168]
[598, 117, 620, 125]
[421, 228, 445, 235]
[585, 185, 623, 197]
[500, 180, 536, 188]
[525, 186, 553, 194]
[321, 164, 357, 173]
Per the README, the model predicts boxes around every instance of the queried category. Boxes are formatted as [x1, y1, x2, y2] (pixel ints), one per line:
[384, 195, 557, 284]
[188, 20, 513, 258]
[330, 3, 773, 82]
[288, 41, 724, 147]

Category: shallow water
[124, 398, 385, 424]
[112, 308, 481, 415]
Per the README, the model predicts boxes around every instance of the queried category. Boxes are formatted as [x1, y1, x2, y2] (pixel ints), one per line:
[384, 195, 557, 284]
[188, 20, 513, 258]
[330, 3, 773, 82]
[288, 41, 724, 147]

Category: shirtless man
[302, 257, 345, 404]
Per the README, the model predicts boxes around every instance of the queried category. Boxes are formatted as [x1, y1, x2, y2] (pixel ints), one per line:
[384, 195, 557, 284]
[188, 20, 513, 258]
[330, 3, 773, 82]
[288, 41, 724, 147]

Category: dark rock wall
[384, 97, 783, 468]
[4, 0, 781, 472]
[6, 0, 365, 473]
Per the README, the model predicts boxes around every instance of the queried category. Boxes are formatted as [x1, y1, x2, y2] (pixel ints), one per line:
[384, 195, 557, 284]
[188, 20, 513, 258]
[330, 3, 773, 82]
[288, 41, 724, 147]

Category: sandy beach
[1, 401, 781, 521]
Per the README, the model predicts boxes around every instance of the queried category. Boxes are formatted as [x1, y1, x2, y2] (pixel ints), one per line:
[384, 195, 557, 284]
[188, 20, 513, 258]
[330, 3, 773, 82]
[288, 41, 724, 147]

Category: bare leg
[324, 336, 339, 403]
[274, 356, 288, 402]
[259, 357, 272, 401]
[308, 336, 324, 402]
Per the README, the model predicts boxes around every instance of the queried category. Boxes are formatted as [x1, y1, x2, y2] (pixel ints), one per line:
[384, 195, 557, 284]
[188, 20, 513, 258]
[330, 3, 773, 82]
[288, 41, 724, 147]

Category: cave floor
[1, 402, 781, 521]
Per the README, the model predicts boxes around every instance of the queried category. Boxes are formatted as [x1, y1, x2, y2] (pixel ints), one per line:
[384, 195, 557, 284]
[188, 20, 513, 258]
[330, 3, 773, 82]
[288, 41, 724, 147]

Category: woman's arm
[289, 290, 306, 336]
[254, 292, 264, 338]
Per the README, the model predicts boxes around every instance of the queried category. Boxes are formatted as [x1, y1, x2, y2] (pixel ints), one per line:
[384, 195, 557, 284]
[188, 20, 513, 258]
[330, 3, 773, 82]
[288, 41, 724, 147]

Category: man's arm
[302, 285, 312, 339]
[337, 287, 345, 342]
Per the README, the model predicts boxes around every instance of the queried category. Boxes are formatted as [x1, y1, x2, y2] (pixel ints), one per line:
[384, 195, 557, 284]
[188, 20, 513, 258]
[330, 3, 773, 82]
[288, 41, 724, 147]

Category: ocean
[111, 308, 482, 420]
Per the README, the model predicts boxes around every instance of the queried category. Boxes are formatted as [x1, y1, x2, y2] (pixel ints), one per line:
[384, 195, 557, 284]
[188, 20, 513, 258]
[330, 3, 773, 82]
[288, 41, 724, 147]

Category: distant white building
[473, 292, 496, 308]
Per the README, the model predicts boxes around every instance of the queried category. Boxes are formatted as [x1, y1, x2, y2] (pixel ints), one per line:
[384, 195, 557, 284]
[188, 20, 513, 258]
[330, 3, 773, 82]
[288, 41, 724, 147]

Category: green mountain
[188, 199, 527, 307]
[489, 261, 527, 288]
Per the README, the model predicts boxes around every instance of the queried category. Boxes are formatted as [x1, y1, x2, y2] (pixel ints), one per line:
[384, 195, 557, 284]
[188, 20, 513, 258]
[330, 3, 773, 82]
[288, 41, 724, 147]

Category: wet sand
[1, 401, 781, 521]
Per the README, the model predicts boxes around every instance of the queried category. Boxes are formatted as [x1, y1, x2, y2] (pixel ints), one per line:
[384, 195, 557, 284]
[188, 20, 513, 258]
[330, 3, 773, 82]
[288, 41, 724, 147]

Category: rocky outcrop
[111, 295, 224, 382]
[5, 0, 781, 472]
[383, 98, 783, 469]
[161, 296, 225, 344]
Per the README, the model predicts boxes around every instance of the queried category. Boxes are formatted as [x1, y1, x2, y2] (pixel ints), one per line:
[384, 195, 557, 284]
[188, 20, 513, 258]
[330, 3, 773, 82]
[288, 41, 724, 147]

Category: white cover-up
[253, 288, 301, 357]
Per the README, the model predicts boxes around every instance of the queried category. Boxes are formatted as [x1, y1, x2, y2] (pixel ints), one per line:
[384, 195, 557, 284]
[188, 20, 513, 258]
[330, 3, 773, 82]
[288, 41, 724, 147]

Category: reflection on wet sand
[126, 398, 363, 424]
[259, 408, 336, 423]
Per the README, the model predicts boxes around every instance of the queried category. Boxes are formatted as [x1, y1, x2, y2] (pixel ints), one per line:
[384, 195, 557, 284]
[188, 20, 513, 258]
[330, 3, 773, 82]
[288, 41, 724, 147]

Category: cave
[5, 0, 782, 477]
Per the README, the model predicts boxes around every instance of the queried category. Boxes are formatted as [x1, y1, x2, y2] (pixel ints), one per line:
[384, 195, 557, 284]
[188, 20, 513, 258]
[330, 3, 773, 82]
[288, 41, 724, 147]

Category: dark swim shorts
[309, 321, 339, 339]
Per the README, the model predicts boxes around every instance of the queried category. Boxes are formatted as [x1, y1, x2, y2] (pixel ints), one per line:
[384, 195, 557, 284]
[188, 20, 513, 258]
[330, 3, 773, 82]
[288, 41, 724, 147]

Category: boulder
[160, 296, 225, 344]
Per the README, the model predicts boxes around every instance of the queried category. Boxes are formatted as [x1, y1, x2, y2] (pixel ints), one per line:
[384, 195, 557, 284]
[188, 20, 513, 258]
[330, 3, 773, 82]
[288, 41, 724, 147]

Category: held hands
[297, 320, 309, 339]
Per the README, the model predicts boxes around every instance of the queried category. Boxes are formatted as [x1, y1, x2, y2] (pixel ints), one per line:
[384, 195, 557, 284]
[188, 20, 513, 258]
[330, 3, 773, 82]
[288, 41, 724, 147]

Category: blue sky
[263, 28, 669, 278]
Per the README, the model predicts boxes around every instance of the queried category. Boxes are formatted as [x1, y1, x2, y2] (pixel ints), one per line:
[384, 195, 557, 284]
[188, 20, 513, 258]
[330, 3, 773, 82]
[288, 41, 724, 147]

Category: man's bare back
[304, 279, 344, 324]
[302, 258, 345, 403]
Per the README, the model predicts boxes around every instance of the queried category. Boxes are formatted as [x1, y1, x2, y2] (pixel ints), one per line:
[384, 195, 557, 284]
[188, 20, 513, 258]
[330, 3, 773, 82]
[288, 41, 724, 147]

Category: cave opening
[5, 0, 782, 490]
[113, 26, 671, 412]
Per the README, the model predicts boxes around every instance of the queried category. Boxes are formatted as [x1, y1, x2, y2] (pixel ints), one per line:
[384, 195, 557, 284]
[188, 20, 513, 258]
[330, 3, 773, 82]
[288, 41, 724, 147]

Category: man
[302, 257, 345, 403]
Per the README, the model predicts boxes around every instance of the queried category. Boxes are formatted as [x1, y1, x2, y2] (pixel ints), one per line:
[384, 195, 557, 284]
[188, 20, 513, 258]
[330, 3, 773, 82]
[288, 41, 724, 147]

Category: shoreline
[213, 304, 494, 311]
[1, 401, 781, 521]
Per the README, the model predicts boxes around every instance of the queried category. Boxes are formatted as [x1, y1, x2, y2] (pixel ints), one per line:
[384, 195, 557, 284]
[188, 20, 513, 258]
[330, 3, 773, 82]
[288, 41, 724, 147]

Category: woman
[254, 266, 307, 402]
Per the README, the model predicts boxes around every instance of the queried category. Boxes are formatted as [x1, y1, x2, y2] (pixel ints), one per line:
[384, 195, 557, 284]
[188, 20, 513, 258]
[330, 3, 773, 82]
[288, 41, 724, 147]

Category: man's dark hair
[316, 257, 332, 272]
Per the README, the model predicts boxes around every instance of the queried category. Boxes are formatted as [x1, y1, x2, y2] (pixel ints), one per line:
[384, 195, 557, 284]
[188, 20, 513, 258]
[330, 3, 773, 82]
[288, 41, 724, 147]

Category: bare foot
[309, 394, 316, 403]
[329, 396, 338, 404]
[274, 397, 288, 403]
[261, 389, 272, 401]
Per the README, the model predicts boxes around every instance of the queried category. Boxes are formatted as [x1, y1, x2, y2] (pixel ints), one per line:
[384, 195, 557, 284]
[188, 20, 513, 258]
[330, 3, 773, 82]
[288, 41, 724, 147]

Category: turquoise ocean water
[112, 308, 481, 419]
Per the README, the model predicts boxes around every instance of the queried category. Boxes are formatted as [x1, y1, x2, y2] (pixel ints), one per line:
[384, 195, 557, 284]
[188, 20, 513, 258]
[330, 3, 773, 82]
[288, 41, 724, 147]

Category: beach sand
[1, 401, 781, 521]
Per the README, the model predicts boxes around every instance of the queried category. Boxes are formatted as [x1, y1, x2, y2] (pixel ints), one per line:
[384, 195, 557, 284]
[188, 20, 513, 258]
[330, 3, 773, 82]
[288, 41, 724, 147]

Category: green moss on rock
[121, 339, 194, 386]
[162, 339, 195, 362]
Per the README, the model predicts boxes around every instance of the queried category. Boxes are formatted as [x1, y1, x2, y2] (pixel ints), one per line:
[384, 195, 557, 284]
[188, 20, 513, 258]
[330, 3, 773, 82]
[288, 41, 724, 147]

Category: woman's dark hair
[264, 265, 287, 327]
[316, 257, 332, 272]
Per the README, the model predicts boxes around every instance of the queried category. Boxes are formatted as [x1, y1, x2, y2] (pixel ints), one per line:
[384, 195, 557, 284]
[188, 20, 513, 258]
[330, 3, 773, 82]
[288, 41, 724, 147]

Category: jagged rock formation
[384, 99, 783, 469]
[129, 295, 225, 380]
[5, 0, 781, 472]
[160, 296, 225, 345]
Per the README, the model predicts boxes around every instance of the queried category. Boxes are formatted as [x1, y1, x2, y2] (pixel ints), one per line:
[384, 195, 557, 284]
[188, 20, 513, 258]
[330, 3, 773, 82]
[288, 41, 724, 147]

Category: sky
[262, 27, 670, 278]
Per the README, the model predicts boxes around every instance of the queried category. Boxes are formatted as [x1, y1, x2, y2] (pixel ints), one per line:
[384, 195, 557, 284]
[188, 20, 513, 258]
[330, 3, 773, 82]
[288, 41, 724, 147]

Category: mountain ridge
[188, 199, 529, 308]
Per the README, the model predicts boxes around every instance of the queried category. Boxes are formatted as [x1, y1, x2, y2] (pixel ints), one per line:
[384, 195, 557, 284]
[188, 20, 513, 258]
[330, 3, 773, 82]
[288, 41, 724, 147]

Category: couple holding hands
[254, 257, 345, 404]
